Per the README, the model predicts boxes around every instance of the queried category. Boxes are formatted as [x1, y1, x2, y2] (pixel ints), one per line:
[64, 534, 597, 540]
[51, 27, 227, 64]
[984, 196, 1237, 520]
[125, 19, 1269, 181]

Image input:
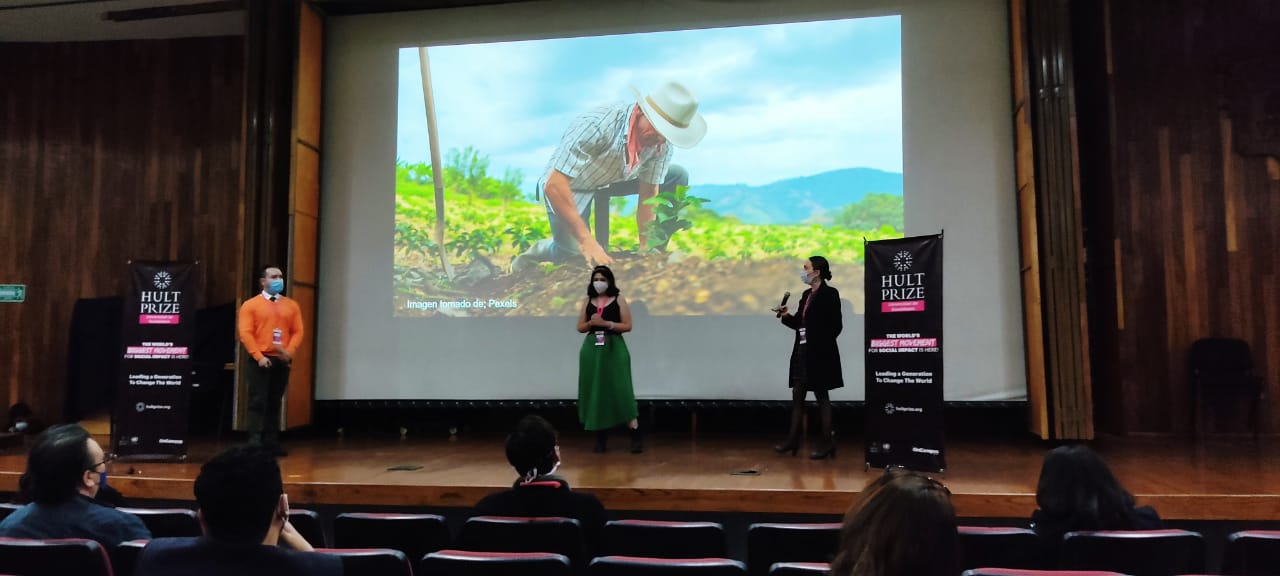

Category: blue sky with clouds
[397, 16, 901, 197]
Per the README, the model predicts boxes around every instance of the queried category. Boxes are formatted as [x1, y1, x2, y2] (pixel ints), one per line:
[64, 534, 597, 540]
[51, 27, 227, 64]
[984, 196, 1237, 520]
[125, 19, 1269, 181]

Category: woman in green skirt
[576, 265, 641, 453]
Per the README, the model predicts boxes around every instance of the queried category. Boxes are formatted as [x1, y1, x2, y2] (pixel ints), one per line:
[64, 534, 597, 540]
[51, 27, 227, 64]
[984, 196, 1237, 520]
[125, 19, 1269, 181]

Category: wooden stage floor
[3, 433, 1279, 521]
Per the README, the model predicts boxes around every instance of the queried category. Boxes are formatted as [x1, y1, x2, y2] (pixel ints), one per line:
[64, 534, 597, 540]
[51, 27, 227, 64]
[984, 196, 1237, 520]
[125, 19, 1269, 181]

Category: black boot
[593, 430, 608, 453]
[630, 425, 644, 454]
[774, 395, 804, 455]
[809, 400, 835, 460]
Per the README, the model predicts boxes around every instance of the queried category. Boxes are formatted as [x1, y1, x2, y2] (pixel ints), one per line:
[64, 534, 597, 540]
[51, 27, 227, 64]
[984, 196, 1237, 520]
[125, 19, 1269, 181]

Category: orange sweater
[237, 294, 305, 361]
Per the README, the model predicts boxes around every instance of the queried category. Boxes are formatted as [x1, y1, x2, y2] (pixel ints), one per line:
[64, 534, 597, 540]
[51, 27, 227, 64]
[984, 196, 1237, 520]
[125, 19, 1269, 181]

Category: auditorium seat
[112, 539, 148, 576]
[958, 526, 1044, 570]
[288, 508, 327, 548]
[0, 503, 21, 523]
[746, 523, 840, 576]
[318, 548, 413, 576]
[767, 561, 830, 576]
[600, 519, 727, 558]
[1060, 529, 1205, 576]
[0, 537, 113, 576]
[422, 549, 571, 576]
[589, 555, 746, 576]
[333, 512, 449, 562]
[963, 570, 1127, 576]
[1223, 530, 1280, 575]
[119, 507, 202, 538]
[457, 516, 585, 567]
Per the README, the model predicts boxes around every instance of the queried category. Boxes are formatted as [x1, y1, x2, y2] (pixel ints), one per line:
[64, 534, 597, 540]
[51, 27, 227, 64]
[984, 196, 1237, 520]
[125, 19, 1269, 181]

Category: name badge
[272, 328, 283, 345]
[594, 331, 606, 346]
[798, 327, 807, 345]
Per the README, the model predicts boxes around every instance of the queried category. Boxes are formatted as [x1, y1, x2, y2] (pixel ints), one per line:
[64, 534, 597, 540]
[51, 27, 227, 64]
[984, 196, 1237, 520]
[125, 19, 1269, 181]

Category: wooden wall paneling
[1084, 0, 1280, 435]
[1011, 0, 1051, 439]
[0, 39, 244, 423]
[296, 0, 323, 149]
[285, 0, 323, 428]
[286, 284, 316, 427]
[1026, 0, 1094, 439]
[235, 0, 301, 430]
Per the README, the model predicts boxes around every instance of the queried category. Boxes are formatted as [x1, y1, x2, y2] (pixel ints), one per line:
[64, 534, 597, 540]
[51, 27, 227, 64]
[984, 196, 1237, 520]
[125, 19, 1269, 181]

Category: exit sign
[0, 285, 25, 303]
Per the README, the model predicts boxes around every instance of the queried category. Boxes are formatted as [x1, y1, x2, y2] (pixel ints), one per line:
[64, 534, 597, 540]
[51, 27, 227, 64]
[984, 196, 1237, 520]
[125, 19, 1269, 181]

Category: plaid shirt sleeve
[548, 113, 612, 180]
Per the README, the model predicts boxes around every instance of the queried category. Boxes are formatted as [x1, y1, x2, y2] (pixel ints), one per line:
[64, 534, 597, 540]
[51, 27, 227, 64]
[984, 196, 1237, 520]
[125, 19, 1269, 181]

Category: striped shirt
[541, 102, 673, 215]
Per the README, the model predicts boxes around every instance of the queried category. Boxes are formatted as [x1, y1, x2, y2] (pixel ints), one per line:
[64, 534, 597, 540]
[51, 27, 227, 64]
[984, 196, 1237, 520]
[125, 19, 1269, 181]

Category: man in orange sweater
[237, 265, 304, 456]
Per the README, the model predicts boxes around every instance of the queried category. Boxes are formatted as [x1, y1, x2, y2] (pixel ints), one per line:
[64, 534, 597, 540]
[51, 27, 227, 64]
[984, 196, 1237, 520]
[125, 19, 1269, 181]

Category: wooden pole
[418, 47, 453, 279]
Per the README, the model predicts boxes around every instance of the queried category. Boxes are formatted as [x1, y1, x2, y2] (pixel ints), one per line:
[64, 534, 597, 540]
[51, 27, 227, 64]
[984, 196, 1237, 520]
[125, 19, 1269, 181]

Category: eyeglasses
[87, 453, 116, 470]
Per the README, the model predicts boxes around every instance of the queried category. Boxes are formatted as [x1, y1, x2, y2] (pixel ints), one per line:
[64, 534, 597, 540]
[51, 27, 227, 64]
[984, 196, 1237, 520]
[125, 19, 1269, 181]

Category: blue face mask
[267, 279, 285, 295]
[99, 471, 108, 489]
[800, 271, 813, 284]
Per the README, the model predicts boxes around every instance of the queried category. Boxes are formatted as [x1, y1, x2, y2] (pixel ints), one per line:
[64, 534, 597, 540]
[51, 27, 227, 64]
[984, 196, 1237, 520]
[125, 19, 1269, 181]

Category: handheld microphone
[775, 291, 790, 317]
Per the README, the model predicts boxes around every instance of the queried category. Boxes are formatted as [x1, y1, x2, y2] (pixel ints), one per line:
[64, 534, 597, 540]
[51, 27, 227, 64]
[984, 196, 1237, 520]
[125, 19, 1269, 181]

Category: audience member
[830, 468, 959, 576]
[134, 445, 341, 576]
[0, 424, 149, 544]
[473, 415, 607, 554]
[1030, 444, 1162, 560]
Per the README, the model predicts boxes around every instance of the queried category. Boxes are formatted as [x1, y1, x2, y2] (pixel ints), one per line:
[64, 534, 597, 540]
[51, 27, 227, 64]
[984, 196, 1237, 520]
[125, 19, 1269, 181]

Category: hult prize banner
[115, 261, 198, 459]
[864, 234, 944, 471]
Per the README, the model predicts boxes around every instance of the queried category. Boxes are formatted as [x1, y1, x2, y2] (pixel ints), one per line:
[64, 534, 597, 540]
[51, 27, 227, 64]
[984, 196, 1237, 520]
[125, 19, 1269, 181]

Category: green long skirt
[578, 332, 638, 431]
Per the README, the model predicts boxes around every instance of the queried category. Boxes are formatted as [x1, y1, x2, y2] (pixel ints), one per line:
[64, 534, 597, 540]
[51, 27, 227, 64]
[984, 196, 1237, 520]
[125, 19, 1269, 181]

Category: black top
[1030, 505, 1163, 565]
[472, 475, 607, 555]
[135, 537, 343, 576]
[584, 298, 623, 328]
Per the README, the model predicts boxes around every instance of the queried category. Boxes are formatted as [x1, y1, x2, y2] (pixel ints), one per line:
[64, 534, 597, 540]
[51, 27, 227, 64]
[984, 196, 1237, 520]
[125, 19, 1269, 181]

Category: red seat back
[119, 507, 201, 538]
[318, 547, 413, 576]
[588, 555, 746, 576]
[422, 549, 571, 576]
[458, 516, 584, 567]
[334, 512, 449, 562]
[1060, 529, 1205, 576]
[1224, 530, 1280, 576]
[958, 526, 1044, 570]
[601, 520, 726, 559]
[0, 537, 114, 576]
[745, 523, 839, 576]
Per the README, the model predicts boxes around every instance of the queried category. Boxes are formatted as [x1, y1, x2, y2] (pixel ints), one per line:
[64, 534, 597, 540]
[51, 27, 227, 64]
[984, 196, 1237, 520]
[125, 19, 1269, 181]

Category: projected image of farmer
[511, 81, 707, 271]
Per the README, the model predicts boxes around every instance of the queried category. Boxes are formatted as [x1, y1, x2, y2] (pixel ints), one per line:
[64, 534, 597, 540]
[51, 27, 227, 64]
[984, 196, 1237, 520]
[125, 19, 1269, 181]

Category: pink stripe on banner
[139, 314, 180, 325]
[881, 300, 926, 313]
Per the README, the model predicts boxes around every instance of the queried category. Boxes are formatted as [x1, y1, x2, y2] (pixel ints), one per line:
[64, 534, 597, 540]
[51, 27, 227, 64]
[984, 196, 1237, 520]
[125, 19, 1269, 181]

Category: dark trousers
[245, 359, 290, 446]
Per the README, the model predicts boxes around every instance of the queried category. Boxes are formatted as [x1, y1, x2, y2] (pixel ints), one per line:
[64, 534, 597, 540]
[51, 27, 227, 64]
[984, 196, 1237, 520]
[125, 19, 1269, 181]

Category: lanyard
[802, 287, 818, 319]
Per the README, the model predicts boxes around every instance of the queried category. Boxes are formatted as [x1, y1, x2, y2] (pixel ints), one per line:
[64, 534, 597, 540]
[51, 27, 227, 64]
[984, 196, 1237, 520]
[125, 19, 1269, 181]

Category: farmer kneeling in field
[510, 81, 705, 271]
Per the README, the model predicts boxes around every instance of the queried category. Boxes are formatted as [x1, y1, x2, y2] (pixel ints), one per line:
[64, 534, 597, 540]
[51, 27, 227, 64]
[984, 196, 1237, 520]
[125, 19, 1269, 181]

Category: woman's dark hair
[1035, 444, 1138, 531]
[194, 445, 284, 544]
[830, 468, 959, 576]
[505, 415, 559, 478]
[809, 256, 833, 281]
[587, 265, 620, 297]
[22, 424, 94, 505]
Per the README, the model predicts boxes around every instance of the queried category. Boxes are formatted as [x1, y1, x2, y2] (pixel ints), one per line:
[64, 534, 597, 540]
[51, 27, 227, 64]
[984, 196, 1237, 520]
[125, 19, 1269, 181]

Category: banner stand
[863, 233, 945, 473]
[113, 260, 199, 462]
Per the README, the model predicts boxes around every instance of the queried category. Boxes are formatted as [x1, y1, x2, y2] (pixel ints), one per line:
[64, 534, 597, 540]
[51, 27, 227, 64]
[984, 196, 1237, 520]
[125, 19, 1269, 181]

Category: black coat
[781, 283, 844, 390]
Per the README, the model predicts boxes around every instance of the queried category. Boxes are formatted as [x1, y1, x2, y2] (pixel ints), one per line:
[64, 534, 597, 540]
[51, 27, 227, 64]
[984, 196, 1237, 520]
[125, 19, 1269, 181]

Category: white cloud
[396, 20, 903, 196]
[678, 71, 903, 186]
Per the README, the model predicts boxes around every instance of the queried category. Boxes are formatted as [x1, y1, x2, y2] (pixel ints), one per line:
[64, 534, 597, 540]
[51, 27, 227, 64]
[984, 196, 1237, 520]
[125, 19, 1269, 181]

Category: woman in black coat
[773, 255, 843, 459]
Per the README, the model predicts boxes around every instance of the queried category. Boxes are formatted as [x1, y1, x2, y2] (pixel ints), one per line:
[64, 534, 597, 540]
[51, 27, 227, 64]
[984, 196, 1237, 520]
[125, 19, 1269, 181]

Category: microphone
[774, 291, 790, 317]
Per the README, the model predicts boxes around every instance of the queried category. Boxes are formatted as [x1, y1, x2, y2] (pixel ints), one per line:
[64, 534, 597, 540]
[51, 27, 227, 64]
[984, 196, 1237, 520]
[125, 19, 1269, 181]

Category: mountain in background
[688, 167, 903, 225]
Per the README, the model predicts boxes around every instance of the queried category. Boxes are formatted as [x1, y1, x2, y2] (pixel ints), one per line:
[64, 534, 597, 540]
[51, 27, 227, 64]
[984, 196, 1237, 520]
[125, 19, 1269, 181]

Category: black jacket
[781, 283, 844, 390]
[135, 537, 343, 576]
[472, 476, 607, 555]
